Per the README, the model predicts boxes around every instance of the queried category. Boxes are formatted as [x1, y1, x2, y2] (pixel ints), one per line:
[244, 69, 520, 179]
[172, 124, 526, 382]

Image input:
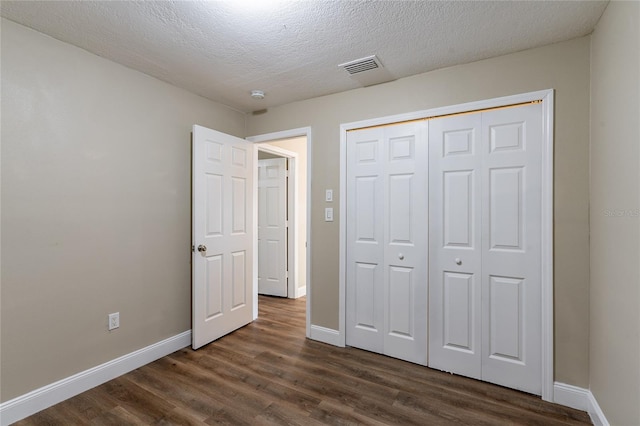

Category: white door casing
[346, 122, 428, 365]
[192, 125, 254, 350]
[258, 158, 288, 297]
[428, 103, 543, 394]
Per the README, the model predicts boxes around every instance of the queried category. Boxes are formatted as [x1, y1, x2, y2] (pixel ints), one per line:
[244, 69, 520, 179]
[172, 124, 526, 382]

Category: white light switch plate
[325, 207, 334, 222]
[325, 189, 333, 202]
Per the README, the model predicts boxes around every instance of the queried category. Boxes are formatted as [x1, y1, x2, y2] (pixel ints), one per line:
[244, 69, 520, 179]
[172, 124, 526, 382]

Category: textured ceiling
[1, 1, 608, 113]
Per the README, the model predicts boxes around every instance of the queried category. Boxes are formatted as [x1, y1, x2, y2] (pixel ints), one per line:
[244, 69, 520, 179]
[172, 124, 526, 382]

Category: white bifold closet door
[428, 102, 543, 394]
[346, 122, 428, 365]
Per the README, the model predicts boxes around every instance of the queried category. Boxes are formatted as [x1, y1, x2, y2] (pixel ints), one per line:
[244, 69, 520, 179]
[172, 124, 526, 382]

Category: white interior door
[428, 103, 542, 394]
[192, 124, 254, 350]
[258, 158, 288, 297]
[346, 122, 428, 365]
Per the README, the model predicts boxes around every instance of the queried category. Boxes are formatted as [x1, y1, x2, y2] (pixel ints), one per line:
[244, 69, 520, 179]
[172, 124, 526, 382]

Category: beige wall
[247, 37, 592, 387]
[589, 1, 640, 424]
[260, 137, 308, 292]
[0, 19, 245, 402]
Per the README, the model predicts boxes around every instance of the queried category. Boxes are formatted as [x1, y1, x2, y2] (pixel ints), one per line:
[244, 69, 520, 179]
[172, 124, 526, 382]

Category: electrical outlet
[108, 312, 120, 331]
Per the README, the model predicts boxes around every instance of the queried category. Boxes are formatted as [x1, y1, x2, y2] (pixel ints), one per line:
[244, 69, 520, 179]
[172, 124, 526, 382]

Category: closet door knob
[197, 245, 207, 253]
[398, 253, 405, 260]
[455, 258, 462, 265]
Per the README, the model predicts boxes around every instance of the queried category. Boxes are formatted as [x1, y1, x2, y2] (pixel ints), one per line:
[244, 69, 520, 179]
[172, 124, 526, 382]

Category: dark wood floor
[17, 296, 591, 425]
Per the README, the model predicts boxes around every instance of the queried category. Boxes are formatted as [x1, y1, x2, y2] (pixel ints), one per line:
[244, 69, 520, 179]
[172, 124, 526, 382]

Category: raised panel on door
[388, 174, 413, 244]
[206, 174, 223, 236]
[383, 123, 428, 365]
[443, 272, 475, 352]
[354, 262, 379, 331]
[481, 103, 542, 394]
[346, 129, 385, 353]
[355, 176, 378, 242]
[429, 114, 482, 379]
[257, 158, 288, 297]
[192, 125, 254, 350]
[231, 177, 247, 234]
[205, 255, 223, 319]
[443, 171, 474, 248]
[388, 266, 414, 337]
[489, 167, 524, 251]
[231, 250, 247, 309]
[488, 276, 524, 362]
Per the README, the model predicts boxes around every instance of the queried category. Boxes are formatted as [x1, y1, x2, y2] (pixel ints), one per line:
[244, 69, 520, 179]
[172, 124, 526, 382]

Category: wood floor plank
[309, 400, 390, 426]
[125, 369, 212, 422]
[15, 295, 592, 425]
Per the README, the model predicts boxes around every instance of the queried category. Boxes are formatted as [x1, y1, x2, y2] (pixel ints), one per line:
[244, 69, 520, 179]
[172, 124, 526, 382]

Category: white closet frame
[338, 89, 555, 402]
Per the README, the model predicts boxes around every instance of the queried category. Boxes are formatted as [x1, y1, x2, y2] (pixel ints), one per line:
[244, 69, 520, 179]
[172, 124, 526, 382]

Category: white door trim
[247, 128, 312, 339]
[339, 90, 554, 401]
[257, 145, 298, 299]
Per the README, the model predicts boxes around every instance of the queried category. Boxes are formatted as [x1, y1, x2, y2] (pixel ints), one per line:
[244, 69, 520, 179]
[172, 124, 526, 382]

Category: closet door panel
[481, 103, 542, 394]
[346, 129, 385, 353]
[428, 114, 482, 379]
[383, 123, 428, 365]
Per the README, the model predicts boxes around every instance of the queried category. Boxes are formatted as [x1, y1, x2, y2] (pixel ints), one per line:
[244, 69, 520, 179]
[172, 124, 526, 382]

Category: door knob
[455, 258, 462, 265]
[197, 245, 207, 253]
[398, 253, 405, 260]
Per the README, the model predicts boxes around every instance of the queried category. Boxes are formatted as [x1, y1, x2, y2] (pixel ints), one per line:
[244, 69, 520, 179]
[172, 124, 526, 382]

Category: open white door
[192, 125, 254, 350]
[258, 158, 288, 297]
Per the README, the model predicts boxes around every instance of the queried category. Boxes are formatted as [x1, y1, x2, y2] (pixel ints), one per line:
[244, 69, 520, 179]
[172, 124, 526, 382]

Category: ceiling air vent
[338, 55, 394, 87]
[339, 55, 381, 75]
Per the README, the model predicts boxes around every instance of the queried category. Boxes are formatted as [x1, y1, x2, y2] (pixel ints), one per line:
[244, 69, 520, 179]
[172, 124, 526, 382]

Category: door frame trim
[247, 127, 312, 339]
[257, 145, 298, 299]
[339, 89, 555, 401]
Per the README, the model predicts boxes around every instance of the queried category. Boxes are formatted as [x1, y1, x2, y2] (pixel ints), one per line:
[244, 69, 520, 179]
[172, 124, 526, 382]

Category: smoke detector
[250, 90, 265, 100]
[338, 55, 394, 87]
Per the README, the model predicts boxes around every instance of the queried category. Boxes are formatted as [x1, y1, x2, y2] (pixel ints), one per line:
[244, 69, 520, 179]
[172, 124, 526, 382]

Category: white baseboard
[309, 324, 343, 347]
[553, 382, 590, 411]
[553, 382, 609, 426]
[295, 285, 307, 299]
[0, 330, 191, 426]
[586, 390, 609, 426]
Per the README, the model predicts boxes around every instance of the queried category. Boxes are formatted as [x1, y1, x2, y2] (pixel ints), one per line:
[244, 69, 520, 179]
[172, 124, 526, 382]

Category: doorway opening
[248, 128, 312, 337]
[257, 142, 306, 299]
